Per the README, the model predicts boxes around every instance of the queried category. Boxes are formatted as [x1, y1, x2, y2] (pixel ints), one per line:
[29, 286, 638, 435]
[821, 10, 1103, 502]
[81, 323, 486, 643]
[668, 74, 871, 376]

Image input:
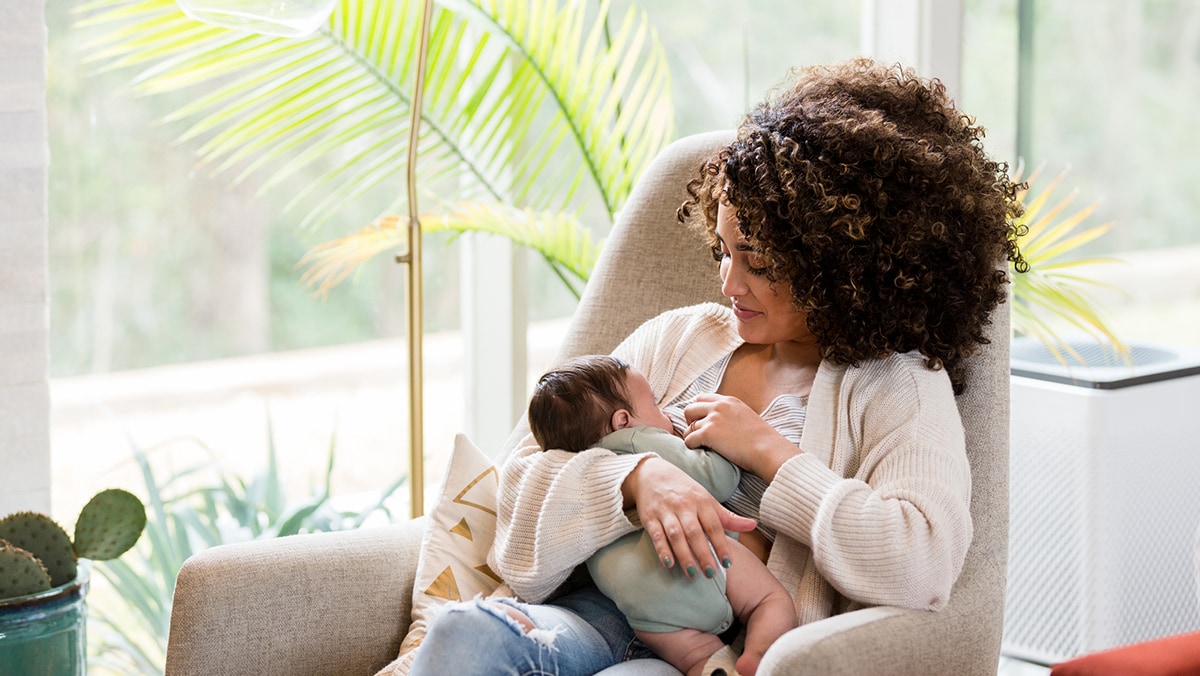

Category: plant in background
[1009, 167, 1126, 361]
[0, 489, 146, 676]
[0, 489, 146, 601]
[87, 423, 405, 675]
[77, 0, 674, 299]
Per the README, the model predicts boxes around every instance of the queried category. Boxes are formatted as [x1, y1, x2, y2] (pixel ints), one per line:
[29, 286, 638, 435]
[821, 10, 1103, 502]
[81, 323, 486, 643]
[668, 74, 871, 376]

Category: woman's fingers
[645, 510, 722, 578]
[642, 515, 675, 568]
[719, 508, 758, 533]
[699, 507, 737, 572]
[629, 456, 753, 577]
[659, 512, 717, 578]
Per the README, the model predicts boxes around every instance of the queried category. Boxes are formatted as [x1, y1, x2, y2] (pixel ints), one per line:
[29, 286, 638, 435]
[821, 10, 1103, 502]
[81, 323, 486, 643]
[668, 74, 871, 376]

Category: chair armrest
[760, 603, 997, 676]
[166, 518, 426, 676]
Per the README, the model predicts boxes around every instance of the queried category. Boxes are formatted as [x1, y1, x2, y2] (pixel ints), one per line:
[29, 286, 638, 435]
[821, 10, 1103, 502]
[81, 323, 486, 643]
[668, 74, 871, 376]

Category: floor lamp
[177, 0, 433, 517]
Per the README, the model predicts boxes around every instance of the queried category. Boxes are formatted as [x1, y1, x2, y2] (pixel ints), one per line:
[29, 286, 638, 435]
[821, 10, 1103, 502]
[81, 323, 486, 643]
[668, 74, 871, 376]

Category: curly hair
[679, 58, 1027, 394]
[528, 355, 634, 453]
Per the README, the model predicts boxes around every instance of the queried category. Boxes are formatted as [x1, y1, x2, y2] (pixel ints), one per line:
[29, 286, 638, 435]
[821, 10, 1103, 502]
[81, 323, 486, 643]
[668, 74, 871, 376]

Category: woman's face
[716, 203, 813, 346]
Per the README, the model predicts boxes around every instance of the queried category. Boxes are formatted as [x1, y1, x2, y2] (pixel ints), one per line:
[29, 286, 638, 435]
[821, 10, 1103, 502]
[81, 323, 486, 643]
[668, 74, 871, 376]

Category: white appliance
[1003, 338, 1200, 665]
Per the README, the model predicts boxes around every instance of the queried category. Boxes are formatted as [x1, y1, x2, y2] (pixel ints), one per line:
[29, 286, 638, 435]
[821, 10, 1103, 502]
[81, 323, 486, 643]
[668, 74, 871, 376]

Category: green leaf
[76, 0, 674, 295]
[1010, 168, 1126, 360]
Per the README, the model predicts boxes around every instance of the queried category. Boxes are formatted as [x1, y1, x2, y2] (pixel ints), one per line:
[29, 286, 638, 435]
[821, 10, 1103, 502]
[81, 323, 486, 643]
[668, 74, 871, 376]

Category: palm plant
[88, 422, 405, 675]
[1010, 167, 1125, 360]
[76, 0, 674, 299]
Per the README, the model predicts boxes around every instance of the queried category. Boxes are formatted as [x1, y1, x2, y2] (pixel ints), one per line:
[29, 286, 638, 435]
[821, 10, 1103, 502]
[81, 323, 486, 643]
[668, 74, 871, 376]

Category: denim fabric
[409, 587, 661, 676]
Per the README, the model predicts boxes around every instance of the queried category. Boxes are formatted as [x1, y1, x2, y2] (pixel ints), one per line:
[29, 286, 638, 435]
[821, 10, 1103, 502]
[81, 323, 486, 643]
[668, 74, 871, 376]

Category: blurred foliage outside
[46, 0, 1200, 379]
[47, 0, 858, 377]
[86, 423, 404, 674]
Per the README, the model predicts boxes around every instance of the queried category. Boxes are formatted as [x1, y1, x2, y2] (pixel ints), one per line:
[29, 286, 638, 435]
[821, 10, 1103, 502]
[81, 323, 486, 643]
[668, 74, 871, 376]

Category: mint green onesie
[587, 426, 741, 634]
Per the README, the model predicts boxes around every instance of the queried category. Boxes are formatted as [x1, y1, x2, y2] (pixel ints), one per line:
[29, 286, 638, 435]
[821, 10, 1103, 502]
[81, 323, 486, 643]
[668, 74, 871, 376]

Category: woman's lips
[731, 302, 761, 320]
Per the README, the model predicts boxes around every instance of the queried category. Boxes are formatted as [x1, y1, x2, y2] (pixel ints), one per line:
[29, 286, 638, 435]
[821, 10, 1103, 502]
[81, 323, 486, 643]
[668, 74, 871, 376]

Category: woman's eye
[746, 253, 768, 275]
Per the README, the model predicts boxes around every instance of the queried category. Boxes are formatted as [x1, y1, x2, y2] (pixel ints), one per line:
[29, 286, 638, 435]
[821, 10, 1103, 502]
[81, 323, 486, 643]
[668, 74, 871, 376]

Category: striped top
[662, 352, 808, 542]
[493, 303, 973, 626]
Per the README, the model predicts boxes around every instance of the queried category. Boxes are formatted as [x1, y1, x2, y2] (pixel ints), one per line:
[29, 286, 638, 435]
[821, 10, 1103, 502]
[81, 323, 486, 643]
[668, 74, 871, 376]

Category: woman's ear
[611, 409, 632, 431]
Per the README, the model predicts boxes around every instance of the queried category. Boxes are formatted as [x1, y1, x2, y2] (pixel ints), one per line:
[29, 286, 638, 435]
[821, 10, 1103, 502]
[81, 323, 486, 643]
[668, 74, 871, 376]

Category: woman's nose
[721, 259, 748, 298]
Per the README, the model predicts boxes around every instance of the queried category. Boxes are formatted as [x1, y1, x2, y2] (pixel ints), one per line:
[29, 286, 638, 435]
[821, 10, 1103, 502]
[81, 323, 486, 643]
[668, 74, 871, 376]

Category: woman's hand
[683, 393, 801, 482]
[622, 456, 757, 578]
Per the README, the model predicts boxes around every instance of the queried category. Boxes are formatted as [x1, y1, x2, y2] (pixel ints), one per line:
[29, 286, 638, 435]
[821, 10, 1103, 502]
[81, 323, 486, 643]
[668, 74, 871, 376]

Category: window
[47, 0, 861, 520]
[963, 0, 1200, 347]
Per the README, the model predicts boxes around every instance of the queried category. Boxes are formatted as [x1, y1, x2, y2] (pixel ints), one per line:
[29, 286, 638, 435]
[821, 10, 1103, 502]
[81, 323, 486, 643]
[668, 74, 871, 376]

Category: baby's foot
[735, 650, 763, 676]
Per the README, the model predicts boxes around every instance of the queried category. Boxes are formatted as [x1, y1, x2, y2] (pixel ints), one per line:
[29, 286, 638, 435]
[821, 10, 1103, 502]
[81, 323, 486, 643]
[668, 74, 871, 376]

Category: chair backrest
[555, 130, 1010, 671]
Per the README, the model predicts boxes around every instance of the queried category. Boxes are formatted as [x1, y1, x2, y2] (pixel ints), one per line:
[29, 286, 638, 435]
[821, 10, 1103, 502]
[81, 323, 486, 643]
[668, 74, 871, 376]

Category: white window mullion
[860, 0, 964, 102]
[0, 0, 51, 515]
[461, 234, 526, 455]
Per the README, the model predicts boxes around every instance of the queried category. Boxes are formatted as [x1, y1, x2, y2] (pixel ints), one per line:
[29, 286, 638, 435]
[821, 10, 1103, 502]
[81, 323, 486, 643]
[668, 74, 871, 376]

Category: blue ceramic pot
[0, 562, 89, 676]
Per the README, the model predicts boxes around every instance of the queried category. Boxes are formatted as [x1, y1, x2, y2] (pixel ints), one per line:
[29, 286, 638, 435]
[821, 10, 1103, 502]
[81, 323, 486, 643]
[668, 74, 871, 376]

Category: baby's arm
[598, 426, 741, 501]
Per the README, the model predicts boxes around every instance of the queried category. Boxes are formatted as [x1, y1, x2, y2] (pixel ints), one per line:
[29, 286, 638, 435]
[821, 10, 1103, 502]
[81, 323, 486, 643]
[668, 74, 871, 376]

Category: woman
[410, 57, 1025, 676]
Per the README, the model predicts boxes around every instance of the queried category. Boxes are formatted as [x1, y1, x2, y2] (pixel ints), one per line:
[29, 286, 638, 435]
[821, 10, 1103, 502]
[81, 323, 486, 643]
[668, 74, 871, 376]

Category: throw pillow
[375, 433, 504, 675]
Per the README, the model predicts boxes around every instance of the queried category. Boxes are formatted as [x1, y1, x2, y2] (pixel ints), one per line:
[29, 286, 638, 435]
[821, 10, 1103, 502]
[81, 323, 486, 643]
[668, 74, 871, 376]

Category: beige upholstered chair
[165, 131, 1011, 676]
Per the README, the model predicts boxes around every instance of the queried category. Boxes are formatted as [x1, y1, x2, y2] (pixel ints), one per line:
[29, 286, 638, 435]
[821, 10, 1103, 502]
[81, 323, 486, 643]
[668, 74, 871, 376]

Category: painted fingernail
[722, 556, 732, 568]
[705, 566, 716, 578]
[663, 556, 672, 567]
[687, 565, 697, 578]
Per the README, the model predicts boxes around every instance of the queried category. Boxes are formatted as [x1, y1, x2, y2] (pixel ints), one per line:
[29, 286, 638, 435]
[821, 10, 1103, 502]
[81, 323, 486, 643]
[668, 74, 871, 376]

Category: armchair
[165, 130, 1011, 675]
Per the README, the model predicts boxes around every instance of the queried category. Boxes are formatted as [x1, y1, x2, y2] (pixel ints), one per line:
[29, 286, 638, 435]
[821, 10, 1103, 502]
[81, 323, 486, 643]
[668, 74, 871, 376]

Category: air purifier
[1003, 338, 1200, 665]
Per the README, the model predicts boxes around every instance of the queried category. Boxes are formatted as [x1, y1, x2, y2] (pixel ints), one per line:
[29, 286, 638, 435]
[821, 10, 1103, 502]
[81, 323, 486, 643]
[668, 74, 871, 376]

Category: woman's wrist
[620, 455, 655, 509]
[757, 436, 802, 483]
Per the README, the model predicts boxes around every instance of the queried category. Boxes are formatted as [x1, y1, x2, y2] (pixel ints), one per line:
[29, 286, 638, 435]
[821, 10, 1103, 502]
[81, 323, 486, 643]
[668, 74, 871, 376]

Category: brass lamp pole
[398, 0, 434, 518]
[177, 0, 434, 517]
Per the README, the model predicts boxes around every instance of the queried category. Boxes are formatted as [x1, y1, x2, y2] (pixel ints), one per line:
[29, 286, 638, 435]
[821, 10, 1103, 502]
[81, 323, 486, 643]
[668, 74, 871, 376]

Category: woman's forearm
[491, 442, 645, 602]
[761, 448, 972, 610]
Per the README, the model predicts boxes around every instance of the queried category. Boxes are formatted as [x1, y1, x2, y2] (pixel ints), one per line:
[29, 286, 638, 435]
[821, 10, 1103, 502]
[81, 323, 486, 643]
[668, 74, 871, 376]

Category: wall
[0, 0, 50, 515]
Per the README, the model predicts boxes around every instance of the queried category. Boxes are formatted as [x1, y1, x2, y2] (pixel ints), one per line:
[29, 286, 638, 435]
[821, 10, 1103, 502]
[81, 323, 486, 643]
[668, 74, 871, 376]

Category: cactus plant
[0, 488, 146, 601]
[0, 541, 53, 598]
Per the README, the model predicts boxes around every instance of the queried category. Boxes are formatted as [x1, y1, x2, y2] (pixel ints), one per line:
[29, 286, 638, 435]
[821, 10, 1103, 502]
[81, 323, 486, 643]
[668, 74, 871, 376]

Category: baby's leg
[722, 540, 797, 676]
[635, 627, 726, 676]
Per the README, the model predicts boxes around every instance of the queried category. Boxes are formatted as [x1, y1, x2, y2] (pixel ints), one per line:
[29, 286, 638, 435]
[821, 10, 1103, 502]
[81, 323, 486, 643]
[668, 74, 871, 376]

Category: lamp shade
[177, 0, 337, 37]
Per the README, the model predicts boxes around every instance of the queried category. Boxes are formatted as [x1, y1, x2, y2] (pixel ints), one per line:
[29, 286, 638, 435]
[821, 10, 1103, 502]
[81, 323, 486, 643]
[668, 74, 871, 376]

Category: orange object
[1050, 631, 1200, 676]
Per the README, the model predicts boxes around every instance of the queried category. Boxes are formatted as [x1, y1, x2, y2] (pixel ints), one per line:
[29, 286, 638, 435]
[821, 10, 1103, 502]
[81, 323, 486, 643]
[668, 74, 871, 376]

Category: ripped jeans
[409, 586, 657, 676]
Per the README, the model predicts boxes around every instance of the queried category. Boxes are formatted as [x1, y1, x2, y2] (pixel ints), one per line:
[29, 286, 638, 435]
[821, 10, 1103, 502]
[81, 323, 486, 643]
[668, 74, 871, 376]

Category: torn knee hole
[503, 607, 536, 633]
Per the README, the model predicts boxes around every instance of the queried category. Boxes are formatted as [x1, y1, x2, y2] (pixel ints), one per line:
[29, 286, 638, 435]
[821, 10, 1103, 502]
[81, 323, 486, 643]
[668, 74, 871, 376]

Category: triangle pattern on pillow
[424, 565, 462, 601]
[452, 465, 498, 516]
[450, 517, 473, 541]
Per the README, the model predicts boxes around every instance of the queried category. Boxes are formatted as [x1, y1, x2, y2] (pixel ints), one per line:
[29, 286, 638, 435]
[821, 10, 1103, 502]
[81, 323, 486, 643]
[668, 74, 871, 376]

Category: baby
[528, 355, 796, 676]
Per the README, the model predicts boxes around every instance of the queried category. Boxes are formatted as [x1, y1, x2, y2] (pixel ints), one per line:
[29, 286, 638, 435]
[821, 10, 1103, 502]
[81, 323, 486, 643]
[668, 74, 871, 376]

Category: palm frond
[299, 201, 602, 298]
[424, 200, 602, 297]
[451, 0, 675, 217]
[76, 0, 674, 237]
[1010, 167, 1126, 356]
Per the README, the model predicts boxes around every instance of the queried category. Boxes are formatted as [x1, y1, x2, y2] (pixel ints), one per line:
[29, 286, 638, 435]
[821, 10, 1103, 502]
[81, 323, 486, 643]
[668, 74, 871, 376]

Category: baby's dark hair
[528, 355, 634, 452]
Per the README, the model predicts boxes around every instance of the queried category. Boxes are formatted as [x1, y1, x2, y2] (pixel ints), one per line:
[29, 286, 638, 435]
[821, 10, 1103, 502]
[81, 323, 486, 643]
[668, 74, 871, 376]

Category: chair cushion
[376, 434, 503, 675]
[1049, 631, 1200, 676]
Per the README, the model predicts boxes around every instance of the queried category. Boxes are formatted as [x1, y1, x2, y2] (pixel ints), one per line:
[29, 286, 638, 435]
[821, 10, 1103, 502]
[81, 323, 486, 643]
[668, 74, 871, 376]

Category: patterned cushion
[376, 434, 503, 675]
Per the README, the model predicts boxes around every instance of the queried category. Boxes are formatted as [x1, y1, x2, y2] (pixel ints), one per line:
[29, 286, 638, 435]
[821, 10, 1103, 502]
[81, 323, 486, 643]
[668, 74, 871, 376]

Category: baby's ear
[611, 409, 632, 430]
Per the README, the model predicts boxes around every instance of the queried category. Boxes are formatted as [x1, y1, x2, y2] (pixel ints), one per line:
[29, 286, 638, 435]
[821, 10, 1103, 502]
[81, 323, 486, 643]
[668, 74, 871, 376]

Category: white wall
[0, 0, 50, 515]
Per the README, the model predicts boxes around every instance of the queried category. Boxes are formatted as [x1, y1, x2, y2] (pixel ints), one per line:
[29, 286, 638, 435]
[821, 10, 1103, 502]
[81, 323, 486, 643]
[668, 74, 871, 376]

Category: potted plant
[1009, 166, 1125, 359]
[0, 488, 146, 675]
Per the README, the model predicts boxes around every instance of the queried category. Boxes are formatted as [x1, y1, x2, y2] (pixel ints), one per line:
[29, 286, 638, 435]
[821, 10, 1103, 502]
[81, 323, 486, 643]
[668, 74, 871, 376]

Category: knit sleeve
[758, 356, 973, 611]
[488, 303, 739, 602]
[488, 432, 647, 603]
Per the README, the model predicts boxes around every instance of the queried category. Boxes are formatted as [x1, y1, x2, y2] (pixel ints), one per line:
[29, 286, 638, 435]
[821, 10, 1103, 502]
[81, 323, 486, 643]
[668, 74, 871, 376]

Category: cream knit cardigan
[490, 303, 973, 627]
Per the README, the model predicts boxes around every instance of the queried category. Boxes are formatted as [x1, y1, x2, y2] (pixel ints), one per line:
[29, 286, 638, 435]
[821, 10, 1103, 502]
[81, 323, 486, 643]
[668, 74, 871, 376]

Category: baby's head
[529, 355, 675, 452]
